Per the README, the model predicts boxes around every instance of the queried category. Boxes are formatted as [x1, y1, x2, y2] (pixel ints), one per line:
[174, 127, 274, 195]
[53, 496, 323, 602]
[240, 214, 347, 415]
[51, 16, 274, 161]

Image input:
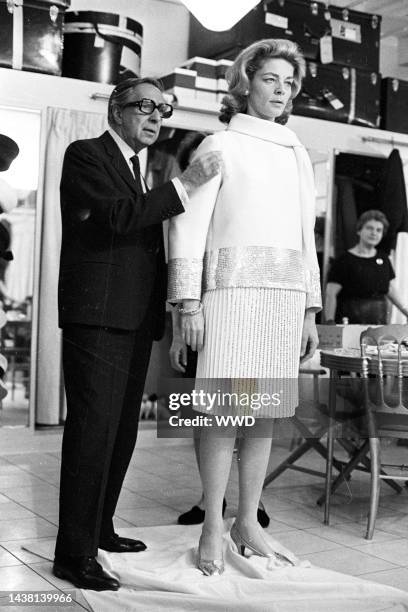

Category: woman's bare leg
[192, 435, 205, 508]
[198, 425, 236, 560]
[235, 420, 274, 554]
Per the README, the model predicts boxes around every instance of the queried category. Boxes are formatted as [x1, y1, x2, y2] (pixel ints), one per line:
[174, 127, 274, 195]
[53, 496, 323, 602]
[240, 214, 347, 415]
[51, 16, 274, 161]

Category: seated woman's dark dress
[328, 251, 395, 324]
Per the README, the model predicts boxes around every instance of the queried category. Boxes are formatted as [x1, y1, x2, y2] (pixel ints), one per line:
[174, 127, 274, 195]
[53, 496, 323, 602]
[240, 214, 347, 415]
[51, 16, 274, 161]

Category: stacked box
[182, 57, 217, 89]
[216, 59, 233, 101]
[162, 58, 234, 109]
[181, 57, 218, 103]
[160, 68, 197, 106]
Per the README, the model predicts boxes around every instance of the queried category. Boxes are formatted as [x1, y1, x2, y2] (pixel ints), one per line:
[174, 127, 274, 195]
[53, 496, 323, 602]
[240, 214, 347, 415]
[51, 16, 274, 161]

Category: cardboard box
[163, 86, 196, 106]
[316, 324, 372, 350]
[216, 59, 233, 93]
[161, 68, 197, 90]
[195, 88, 217, 103]
[182, 56, 218, 78]
[181, 57, 218, 90]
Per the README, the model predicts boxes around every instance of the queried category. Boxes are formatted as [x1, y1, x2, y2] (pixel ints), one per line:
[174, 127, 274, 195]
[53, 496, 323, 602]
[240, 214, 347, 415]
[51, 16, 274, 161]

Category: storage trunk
[188, 1, 380, 73]
[0, 0, 70, 75]
[62, 11, 143, 84]
[263, 0, 332, 61]
[380, 77, 408, 135]
[328, 4, 381, 73]
[293, 61, 381, 128]
[188, 0, 331, 62]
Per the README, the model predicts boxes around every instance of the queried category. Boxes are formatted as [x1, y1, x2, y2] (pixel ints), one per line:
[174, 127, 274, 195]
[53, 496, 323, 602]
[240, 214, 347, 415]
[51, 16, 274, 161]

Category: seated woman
[324, 210, 408, 324]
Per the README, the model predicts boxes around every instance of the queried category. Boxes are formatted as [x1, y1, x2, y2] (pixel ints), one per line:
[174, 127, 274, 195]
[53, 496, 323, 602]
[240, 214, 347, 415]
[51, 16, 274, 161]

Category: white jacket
[168, 113, 321, 310]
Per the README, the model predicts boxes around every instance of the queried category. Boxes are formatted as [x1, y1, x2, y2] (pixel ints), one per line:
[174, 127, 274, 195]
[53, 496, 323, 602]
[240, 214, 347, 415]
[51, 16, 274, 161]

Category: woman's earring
[244, 90, 249, 96]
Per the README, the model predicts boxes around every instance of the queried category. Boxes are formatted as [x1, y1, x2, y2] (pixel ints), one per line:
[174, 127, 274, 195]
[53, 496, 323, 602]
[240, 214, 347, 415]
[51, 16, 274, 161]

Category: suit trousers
[55, 321, 153, 558]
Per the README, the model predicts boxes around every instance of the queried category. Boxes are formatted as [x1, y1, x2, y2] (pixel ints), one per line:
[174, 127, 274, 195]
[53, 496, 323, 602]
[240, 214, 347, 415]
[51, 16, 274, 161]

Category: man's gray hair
[108, 77, 164, 126]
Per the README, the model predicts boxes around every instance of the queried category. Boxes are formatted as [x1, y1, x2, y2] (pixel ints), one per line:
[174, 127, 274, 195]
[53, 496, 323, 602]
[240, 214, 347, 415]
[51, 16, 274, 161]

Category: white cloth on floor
[24, 522, 408, 612]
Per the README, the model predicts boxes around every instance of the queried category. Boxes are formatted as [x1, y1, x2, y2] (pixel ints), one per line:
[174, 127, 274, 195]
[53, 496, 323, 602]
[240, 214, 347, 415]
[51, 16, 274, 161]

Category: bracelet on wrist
[178, 303, 202, 316]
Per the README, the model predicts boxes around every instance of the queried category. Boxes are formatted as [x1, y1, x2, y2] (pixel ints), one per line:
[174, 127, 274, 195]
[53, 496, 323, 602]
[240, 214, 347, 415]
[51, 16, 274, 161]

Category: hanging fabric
[391, 159, 408, 324]
[36, 107, 107, 425]
[377, 148, 408, 253]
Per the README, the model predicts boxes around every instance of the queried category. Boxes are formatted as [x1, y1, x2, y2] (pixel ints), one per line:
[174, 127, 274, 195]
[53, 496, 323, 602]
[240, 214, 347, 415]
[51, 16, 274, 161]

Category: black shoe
[53, 555, 120, 591]
[177, 499, 227, 525]
[257, 503, 270, 528]
[99, 534, 147, 553]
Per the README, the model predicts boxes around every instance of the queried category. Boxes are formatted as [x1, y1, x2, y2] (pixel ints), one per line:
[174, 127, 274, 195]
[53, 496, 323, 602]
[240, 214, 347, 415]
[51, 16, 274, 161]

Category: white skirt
[195, 287, 306, 418]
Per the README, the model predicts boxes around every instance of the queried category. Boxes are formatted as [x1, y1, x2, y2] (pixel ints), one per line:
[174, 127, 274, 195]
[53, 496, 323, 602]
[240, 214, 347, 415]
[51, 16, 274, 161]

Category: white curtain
[391, 232, 408, 324]
[36, 108, 107, 425]
[4, 208, 35, 301]
[391, 161, 408, 324]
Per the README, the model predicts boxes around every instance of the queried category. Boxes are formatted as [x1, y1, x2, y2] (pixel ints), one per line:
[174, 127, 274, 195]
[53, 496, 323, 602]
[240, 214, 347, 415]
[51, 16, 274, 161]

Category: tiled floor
[0, 430, 407, 610]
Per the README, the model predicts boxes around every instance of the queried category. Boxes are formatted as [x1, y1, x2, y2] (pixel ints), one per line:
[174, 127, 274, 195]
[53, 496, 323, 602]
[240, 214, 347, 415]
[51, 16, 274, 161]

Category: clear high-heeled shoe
[230, 522, 294, 567]
[197, 535, 225, 576]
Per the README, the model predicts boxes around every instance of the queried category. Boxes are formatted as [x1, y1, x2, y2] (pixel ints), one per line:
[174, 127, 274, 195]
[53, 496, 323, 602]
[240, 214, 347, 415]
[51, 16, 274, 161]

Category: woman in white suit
[168, 39, 320, 575]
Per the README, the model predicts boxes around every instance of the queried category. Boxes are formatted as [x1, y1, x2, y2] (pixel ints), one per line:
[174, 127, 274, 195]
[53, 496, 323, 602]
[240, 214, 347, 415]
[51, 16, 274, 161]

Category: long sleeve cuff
[305, 269, 322, 311]
[168, 257, 203, 301]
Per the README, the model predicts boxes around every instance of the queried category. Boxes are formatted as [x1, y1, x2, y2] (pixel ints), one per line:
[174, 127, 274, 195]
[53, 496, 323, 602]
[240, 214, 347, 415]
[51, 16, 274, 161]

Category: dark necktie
[130, 154, 143, 193]
[130, 154, 140, 180]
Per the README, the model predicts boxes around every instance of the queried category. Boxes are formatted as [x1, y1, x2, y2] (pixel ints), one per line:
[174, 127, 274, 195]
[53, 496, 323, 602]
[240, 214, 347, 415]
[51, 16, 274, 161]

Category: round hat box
[62, 11, 143, 84]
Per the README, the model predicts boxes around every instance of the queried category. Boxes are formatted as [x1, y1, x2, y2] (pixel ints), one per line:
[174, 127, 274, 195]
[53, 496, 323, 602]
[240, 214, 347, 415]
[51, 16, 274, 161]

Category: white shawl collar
[227, 113, 317, 273]
[227, 113, 301, 147]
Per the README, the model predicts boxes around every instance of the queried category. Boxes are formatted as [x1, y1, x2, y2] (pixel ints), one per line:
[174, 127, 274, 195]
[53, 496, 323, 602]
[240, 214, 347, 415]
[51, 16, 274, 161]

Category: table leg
[324, 370, 337, 525]
[365, 405, 381, 540]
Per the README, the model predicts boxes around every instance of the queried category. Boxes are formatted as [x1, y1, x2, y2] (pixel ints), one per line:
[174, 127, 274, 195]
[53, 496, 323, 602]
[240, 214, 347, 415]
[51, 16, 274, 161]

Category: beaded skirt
[194, 287, 306, 418]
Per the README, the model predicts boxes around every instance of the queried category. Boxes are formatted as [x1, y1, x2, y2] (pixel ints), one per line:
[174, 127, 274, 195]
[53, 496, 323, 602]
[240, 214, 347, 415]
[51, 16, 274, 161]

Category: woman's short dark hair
[108, 77, 164, 127]
[219, 38, 305, 125]
[356, 210, 389, 234]
[176, 132, 207, 171]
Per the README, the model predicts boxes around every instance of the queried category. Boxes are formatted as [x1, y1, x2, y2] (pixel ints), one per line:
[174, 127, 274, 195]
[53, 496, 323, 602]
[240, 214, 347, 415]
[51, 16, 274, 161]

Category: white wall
[69, 0, 190, 77]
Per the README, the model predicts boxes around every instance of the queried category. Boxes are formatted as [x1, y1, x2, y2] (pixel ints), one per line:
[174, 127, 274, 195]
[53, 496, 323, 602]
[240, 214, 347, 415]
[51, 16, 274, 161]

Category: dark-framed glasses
[123, 98, 173, 119]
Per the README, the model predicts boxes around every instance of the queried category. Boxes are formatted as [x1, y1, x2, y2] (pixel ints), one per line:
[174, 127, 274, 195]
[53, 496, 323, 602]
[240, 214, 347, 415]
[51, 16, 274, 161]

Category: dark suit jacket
[58, 131, 184, 338]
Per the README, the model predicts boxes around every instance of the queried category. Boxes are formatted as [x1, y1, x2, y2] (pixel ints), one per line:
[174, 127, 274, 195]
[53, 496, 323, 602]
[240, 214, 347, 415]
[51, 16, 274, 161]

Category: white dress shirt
[108, 128, 188, 202]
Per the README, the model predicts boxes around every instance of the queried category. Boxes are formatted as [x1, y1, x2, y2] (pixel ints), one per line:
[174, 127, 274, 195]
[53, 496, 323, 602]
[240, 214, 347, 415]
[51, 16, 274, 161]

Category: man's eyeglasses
[122, 98, 173, 119]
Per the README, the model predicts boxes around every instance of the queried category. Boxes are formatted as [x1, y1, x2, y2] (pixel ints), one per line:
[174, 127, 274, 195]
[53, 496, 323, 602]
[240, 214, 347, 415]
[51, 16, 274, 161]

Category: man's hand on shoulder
[179, 151, 222, 197]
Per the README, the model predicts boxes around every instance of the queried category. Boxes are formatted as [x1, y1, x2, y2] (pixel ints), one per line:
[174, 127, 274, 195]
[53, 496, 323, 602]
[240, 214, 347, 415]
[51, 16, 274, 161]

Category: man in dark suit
[53, 77, 221, 591]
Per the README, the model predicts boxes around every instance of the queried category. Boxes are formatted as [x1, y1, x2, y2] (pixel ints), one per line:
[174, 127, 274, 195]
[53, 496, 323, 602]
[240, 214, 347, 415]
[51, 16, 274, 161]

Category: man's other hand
[179, 151, 222, 196]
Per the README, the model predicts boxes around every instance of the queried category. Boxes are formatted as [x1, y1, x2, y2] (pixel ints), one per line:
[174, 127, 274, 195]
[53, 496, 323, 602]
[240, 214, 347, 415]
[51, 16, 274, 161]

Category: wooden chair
[322, 325, 408, 539]
[359, 324, 408, 539]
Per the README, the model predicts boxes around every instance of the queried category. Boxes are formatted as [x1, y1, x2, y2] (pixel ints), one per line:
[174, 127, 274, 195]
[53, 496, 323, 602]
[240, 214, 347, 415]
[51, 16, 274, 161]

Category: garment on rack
[377, 148, 408, 253]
